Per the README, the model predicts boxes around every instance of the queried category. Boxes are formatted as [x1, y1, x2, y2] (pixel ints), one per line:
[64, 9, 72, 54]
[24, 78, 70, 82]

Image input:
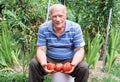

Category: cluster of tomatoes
[46, 62, 73, 72]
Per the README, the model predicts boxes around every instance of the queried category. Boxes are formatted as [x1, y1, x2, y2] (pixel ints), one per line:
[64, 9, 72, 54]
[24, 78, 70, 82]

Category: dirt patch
[88, 54, 120, 81]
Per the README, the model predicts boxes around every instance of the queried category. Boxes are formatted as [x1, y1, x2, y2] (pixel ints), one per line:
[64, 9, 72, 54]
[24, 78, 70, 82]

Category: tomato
[47, 62, 55, 70]
[62, 62, 72, 72]
[54, 63, 63, 71]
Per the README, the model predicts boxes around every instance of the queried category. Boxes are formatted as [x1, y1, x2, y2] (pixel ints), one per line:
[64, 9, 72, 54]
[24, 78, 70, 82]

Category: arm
[64, 47, 85, 73]
[71, 24, 85, 66]
[36, 46, 47, 67]
[71, 47, 85, 67]
[36, 46, 54, 73]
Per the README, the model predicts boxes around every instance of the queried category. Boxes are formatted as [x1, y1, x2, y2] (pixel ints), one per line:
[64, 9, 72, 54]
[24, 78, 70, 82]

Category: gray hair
[49, 4, 67, 15]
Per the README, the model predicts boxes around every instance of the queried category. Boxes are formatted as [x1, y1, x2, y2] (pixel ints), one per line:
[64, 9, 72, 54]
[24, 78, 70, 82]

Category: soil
[88, 54, 120, 81]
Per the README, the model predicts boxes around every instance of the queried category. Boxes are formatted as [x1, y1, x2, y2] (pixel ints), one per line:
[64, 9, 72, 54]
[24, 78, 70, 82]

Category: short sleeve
[37, 27, 46, 46]
[73, 25, 85, 48]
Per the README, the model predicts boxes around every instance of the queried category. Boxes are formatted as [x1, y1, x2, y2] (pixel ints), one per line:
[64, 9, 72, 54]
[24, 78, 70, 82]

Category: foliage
[85, 32, 104, 69]
[111, 0, 120, 53]
[102, 76, 119, 82]
[44, 74, 52, 82]
[0, 0, 59, 62]
[66, 0, 114, 38]
[0, 71, 28, 82]
[0, 21, 21, 68]
[110, 63, 120, 77]
[106, 28, 120, 71]
[0, 71, 52, 82]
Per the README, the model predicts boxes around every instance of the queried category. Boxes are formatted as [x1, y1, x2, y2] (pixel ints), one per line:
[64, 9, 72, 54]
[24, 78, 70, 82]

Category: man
[29, 4, 89, 82]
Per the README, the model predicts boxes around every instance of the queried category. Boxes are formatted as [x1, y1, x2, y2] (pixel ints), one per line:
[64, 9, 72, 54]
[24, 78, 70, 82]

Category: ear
[65, 13, 67, 19]
[65, 10, 67, 16]
[49, 15, 52, 20]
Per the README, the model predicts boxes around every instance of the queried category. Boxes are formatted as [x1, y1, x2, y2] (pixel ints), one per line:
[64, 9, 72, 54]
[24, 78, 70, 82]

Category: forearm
[71, 47, 84, 66]
[36, 46, 47, 67]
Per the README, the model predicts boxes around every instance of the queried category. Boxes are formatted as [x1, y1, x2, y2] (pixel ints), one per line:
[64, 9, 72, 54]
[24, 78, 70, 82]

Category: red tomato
[62, 62, 72, 72]
[47, 63, 55, 70]
[54, 63, 63, 71]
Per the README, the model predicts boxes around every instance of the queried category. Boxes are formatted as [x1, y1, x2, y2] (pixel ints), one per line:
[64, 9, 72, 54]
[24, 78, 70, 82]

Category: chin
[55, 24, 64, 28]
[56, 26, 63, 28]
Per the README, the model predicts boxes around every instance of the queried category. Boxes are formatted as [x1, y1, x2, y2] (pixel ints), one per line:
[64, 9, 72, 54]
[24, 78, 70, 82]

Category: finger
[64, 66, 75, 73]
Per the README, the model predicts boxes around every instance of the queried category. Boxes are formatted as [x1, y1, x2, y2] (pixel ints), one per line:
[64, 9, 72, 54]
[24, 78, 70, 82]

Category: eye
[52, 16, 57, 18]
[59, 15, 63, 17]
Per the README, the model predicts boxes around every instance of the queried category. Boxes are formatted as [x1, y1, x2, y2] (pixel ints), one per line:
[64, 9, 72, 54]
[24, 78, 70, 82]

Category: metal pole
[103, 8, 112, 71]
[61, 0, 65, 5]
[46, 0, 51, 22]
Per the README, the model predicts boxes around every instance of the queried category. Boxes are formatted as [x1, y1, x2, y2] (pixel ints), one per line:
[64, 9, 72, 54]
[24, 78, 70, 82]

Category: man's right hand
[44, 65, 55, 73]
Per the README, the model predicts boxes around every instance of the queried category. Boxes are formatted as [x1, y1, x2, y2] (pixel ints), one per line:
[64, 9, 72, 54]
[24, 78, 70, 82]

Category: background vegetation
[0, 0, 120, 82]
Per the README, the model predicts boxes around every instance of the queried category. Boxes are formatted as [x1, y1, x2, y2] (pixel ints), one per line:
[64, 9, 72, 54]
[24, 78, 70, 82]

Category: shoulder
[38, 21, 52, 30]
[66, 20, 80, 27]
[66, 20, 81, 32]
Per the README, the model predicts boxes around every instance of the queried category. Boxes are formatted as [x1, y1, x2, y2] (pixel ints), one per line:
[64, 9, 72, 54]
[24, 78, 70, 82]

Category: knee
[29, 58, 39, 68]
[82, 63, 89, 75]
[83, 63, 89, 71]
[78, 61, 89, 72]
[83, 65, 89, 73]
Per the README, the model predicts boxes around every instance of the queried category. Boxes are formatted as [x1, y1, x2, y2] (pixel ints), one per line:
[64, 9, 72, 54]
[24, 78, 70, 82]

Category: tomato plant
[54, 63, 63, 71]
[62, 62, 72, 72]
[47, 62, 55, 70]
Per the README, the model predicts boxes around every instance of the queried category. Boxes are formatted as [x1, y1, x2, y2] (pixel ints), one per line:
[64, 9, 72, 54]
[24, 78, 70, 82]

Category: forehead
[51, 8, 66, 15]
[50, 4, 66, 15]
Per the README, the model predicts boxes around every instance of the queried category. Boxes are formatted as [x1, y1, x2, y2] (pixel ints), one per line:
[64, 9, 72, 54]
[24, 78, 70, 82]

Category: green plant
[0, 21, 20, 68]
[44, 74, 52, 82]
[66, 0, 114, 38]
[0, 71, 28, 82]
[110, 63, 120, 78]
[112, 0, 120, 54]
[106, 28, 120, 71]
[88, 75, 100, 82]
[86, 32, 104, 69]
[1, 0, 58, 61]
[102, 76, 119, 82]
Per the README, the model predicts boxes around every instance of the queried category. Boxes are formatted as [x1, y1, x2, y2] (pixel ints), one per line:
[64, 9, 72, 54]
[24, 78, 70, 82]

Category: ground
[88, 54, 120, 82]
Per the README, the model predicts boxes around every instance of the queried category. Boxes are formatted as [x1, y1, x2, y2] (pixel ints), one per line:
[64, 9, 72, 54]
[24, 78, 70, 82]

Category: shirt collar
[48, 20, 70, 32]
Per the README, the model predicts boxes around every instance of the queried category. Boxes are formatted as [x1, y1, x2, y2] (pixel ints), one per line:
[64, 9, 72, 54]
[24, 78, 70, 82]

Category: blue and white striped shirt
[37, 20, 85, 59]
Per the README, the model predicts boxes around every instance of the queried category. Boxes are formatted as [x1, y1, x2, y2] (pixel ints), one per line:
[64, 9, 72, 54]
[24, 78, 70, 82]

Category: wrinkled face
[50, 7, 67, 29]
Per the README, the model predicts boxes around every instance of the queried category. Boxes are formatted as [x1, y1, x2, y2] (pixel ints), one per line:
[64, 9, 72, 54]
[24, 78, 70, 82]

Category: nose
[56, 16, 60, 21]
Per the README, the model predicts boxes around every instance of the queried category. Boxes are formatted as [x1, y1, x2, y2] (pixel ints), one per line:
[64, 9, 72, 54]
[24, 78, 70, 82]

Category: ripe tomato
[54, 63, 63, 71]
[62, 62, 72, 72]
[47, 62, 55, 70]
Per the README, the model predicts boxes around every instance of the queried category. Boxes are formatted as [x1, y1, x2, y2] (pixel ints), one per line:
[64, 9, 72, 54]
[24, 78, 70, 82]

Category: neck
[54, 27, 65, 37]
[54, 27, 64, 32]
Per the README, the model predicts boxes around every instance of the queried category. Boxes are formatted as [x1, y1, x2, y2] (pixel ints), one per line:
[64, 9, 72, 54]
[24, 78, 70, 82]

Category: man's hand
[63, 63, 76, 74]
[44, 65, 55, 74]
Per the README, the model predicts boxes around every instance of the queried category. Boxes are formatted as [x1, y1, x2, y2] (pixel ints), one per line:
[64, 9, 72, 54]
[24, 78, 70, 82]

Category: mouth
[55, 22, 61, 24]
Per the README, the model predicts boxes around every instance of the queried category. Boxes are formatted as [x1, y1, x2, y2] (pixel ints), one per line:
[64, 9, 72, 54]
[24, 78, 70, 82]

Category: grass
[0, 71, 28, 82]
[102, 76, 119, 82]
[110, 63, 120, 77]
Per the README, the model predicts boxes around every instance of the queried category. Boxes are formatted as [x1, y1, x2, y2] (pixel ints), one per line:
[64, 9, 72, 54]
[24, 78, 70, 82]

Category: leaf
[0, 53, 8, 67]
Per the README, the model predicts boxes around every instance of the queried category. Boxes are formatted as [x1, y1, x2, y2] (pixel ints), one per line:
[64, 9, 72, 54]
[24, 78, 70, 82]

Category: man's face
[50, 8, 67, 29]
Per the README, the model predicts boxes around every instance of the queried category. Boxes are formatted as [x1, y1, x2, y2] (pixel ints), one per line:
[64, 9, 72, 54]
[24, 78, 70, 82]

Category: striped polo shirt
[37, 20, 85, 59]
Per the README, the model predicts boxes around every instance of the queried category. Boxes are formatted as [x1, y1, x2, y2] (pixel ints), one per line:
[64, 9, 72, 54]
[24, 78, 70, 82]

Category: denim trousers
[29, 57, 89, 82]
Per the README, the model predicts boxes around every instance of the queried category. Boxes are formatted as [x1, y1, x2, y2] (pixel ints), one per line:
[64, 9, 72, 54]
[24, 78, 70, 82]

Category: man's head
[49, 4, 67, 29]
